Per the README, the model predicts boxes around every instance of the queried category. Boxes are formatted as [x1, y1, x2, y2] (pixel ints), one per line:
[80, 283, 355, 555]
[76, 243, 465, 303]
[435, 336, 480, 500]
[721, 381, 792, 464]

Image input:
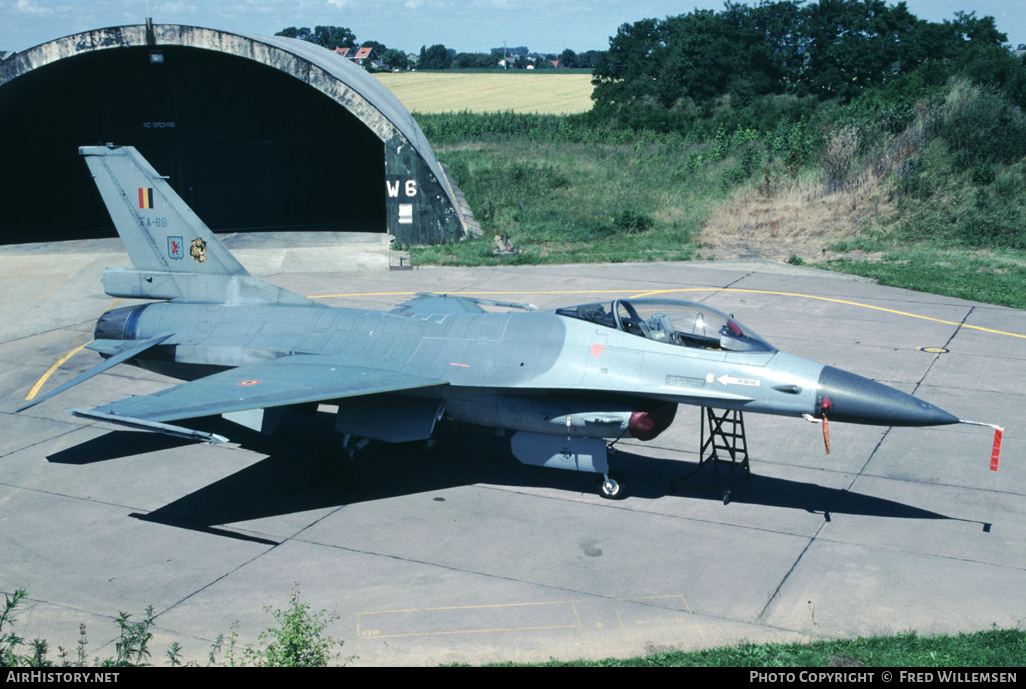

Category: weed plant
[1, 587, 351, 668]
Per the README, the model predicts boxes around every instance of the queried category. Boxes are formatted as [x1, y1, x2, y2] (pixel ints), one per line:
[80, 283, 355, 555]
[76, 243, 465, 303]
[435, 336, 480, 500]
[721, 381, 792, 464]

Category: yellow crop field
[373, 72, 595, 114]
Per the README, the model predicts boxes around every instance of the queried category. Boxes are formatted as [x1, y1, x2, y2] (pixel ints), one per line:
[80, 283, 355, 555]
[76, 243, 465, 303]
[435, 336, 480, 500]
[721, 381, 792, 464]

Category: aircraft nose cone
[816, 366, 959, 427]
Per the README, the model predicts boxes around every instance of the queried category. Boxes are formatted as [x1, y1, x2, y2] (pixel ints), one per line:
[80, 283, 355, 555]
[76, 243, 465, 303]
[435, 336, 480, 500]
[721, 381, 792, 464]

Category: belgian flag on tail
[138, 187, 155, 209]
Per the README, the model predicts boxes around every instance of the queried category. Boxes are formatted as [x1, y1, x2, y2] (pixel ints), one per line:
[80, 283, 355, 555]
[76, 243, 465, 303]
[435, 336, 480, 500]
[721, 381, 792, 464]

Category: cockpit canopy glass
[555, 298, 775, 353]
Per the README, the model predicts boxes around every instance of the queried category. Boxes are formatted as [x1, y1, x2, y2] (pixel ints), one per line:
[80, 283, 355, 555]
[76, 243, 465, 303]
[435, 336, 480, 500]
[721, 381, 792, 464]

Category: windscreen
[556, 298, 774, 352]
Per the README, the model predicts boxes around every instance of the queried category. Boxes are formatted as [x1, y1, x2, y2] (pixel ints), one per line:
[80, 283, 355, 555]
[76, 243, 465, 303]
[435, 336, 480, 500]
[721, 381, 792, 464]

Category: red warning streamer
[991, 428, 1003, 472]
[821, 396, 831, 455]
[955, 420, 1004, 472]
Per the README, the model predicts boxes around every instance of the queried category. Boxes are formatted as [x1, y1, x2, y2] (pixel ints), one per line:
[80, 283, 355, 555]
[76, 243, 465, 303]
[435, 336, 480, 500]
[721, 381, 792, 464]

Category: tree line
[592, 0, 1020, 118]
[274, 25, 599, 71]
[275, 2, 1022, 114]
[275, 26, 412, 69]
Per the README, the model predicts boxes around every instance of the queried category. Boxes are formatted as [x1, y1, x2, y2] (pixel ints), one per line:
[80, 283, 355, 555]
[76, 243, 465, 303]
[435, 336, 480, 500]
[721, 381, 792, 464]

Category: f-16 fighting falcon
[17, 145, 1003, 500]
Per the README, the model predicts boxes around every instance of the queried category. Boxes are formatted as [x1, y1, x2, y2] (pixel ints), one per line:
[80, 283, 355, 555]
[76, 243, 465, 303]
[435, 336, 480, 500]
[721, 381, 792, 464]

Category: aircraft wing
[70, 355, 448, 430]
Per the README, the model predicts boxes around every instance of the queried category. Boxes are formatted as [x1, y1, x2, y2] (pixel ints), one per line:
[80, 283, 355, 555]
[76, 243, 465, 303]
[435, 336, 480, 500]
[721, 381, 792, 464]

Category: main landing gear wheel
[598, 472, 627, 500]
[342, 434, 370, 459]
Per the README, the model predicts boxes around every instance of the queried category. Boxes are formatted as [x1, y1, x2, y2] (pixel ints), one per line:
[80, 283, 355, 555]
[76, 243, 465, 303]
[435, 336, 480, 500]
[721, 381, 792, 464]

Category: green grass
[478, 628, 1025, 667]
[414, 138, 747, 266]
[825, 246, 1026, 310]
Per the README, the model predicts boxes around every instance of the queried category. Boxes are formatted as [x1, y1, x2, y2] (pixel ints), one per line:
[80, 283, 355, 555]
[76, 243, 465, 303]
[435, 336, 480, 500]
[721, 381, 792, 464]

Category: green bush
[941, 80, 1026, 170]
[243, 587, 345, 667]
[611, 209, 654, 234]
[2, 587, 351, 667]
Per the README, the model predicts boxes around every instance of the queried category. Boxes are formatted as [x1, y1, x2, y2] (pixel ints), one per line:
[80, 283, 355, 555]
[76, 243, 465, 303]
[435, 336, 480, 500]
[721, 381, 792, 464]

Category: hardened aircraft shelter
[0, 23, 465, 244]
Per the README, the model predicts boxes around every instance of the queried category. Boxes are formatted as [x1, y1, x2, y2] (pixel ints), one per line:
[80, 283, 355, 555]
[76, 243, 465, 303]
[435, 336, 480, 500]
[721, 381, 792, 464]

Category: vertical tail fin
[81, 144, 247, 276]
[81, 145, 313, 306]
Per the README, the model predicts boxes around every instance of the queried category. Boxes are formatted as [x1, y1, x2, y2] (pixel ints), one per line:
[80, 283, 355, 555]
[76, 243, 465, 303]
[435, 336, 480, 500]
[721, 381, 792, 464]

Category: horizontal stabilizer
[101, 267, 316, 306]
[17, 334, 173, 413]
[82, 355, 449, 425]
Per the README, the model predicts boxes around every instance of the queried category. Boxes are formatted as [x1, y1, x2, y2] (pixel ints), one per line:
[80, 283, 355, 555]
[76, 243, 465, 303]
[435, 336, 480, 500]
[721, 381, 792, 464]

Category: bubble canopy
[555, 298, 776, 353]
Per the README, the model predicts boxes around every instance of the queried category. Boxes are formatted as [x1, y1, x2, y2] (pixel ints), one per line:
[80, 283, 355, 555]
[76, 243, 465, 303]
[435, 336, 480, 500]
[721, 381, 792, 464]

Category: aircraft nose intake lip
[816, 366, 959, 427]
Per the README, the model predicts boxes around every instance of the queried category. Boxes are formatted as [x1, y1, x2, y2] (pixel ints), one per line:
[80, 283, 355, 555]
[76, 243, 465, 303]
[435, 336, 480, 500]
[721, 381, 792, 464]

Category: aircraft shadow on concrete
[45, 413, 961, 544]
[47, 431, 196, 464]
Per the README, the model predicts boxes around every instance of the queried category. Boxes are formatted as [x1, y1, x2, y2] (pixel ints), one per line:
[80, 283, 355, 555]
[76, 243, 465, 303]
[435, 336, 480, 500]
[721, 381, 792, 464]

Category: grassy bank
[412, 113, 815, 267]
[412, 79, 1026, 311]
[414, 138, 714, 266]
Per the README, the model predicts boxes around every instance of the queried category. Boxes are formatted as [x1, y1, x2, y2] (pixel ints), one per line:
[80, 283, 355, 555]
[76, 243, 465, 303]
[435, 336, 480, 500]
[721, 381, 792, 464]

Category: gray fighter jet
[19, 145, 989, 499]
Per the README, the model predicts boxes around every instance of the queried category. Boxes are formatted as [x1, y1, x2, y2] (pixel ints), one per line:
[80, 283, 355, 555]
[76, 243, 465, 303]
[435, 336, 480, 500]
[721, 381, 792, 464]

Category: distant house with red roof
[333, 46, 381, 67]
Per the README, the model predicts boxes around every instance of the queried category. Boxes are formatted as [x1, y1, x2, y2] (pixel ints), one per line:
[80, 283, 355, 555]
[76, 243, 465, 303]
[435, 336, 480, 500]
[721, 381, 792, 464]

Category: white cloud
[156, 2, 199, 12]
[15, 0, 54, 15]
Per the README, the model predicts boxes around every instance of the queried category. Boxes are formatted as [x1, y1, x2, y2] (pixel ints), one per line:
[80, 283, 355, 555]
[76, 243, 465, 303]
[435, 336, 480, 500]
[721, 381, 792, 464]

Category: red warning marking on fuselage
[590, 343, 605, 358]
[238, 379, 261, 386]
[449, 362, 470, 368]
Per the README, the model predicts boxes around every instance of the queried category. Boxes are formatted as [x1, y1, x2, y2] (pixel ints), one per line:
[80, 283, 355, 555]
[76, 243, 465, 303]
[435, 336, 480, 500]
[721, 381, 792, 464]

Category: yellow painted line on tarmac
[306, 289, 630, 299]
[24, 341, 92, 401]
[355, 594, 697, 642]
[308, 287, 1026, 341]
[23, 299, 122, 401]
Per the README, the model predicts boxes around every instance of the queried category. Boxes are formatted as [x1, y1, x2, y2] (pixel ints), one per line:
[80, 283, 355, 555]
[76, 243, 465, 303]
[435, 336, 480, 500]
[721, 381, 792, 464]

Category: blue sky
[2, 0, 1023, 54]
